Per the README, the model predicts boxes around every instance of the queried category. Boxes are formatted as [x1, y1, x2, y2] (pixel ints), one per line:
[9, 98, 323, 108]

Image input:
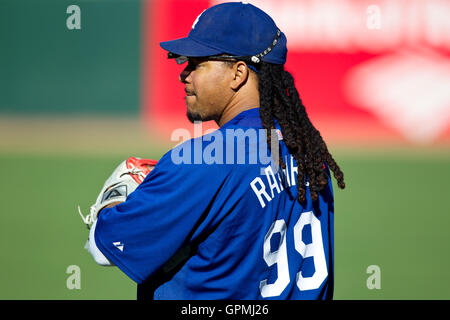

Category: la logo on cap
[192, 9, 206, 30]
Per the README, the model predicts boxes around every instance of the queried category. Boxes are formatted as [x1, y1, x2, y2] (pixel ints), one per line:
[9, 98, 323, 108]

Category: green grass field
[1, 142, 450, 299]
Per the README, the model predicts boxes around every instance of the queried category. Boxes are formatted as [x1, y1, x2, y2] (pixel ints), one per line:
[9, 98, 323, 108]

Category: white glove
[78, 157, 157, 229]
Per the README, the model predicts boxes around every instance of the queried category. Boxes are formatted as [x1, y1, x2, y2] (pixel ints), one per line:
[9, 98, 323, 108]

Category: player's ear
[230, 61, 249, 90]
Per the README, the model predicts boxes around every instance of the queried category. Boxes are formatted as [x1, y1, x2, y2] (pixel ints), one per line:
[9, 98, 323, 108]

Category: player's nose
[179, 67, 191, 84]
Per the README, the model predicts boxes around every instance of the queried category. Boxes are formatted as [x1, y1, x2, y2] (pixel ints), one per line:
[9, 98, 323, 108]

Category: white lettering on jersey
[250, 155, 301, 208]
[250, 177, 272, 209]
[264, 166, 281, 198]
[290, 155, 298, 186]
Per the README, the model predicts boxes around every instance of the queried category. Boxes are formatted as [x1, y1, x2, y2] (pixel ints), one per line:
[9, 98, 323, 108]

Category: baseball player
[79, 2, 345, 300]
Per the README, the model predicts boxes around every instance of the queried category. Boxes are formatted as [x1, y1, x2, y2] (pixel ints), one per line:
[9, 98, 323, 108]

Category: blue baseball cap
[159, 2, 287, 65]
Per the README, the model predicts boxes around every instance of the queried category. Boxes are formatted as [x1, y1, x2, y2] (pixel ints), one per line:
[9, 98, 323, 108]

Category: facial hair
[186, 110, 203, 123]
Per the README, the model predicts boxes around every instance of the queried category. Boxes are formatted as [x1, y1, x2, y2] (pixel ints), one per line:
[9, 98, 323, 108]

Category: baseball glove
[78, 157, 158, 229]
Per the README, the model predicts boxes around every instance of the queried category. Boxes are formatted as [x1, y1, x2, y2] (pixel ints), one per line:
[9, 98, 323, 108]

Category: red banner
[142, 0, 450, 147]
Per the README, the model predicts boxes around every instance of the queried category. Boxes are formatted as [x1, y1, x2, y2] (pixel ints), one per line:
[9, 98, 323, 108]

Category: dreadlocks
[257, 62, 345, 203]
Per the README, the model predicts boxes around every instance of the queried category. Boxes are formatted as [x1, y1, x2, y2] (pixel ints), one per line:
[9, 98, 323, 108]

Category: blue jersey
[94, 108, 334, 300]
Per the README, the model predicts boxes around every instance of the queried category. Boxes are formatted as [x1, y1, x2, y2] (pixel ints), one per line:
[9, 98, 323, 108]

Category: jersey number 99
[259, 211, 328, 298]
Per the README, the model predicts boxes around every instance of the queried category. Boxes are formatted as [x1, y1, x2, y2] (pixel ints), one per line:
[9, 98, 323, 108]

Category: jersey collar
[221, 107, 262, 128]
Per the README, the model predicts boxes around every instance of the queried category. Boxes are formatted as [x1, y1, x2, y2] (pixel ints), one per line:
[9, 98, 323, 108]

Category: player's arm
[86, 202, 122, 266]
[87, 143, 232, 284]
[78, 158, 157, 266]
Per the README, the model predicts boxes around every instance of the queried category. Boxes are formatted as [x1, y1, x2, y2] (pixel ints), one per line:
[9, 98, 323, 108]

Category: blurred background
[0, 0, 449, 299]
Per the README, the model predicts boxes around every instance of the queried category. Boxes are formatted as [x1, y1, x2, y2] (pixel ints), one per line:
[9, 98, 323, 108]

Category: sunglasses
[168, 52, 257, 65]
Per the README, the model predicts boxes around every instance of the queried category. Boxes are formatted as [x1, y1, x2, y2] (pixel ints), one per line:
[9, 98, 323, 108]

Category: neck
[217, 90, 260, 127]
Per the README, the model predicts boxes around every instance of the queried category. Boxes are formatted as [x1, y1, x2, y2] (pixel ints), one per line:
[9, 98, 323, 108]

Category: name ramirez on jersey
[250, 154, 306, 208]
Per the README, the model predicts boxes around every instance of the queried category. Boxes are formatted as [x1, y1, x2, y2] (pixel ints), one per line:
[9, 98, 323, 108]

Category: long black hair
[257, 62, 345, 203]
